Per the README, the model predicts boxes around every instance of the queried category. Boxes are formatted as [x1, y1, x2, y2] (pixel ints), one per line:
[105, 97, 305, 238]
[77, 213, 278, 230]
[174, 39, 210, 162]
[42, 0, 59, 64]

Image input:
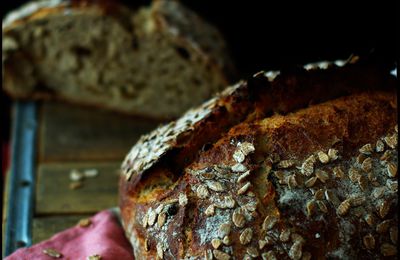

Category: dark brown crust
[119, 59, 397, 259]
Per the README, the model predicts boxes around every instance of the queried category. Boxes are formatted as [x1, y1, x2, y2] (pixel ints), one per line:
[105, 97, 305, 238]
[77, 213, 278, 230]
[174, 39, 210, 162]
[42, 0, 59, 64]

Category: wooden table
[3, 101, 160, 256]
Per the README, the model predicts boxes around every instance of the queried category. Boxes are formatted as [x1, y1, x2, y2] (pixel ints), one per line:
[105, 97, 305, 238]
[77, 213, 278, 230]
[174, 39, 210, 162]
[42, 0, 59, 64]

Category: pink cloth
[6, 210, 134, 260]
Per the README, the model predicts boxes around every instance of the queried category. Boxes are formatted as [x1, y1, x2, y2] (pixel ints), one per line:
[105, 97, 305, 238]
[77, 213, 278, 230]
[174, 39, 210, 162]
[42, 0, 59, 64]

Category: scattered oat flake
[78, 218, 91, 227]
[87, 254, 101, 260]
[83, 169, 98, 178]
[69, 182, 83, 190]
[70, 169, 84, 181]
[43, 248, 62, 258]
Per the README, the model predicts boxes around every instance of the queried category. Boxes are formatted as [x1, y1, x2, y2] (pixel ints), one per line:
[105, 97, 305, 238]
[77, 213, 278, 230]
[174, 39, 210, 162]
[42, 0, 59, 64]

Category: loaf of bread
[2, 0, 234, 119]
[119, 57, 397, 259]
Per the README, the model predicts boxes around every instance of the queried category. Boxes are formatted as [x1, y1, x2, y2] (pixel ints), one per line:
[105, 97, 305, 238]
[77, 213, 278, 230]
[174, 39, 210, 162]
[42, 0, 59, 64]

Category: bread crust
[119, 58, 398, 259]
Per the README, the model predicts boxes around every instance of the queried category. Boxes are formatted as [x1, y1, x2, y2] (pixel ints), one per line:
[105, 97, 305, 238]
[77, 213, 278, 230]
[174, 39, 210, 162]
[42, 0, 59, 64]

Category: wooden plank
[32, 215, 90, 244]
[38, 101, 161, 162]
[36, 162, 120, 214]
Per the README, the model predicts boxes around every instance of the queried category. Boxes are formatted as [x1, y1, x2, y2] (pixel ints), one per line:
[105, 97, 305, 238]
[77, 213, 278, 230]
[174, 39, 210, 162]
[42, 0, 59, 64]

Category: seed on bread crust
[359, 143, 373, 154]
[240, 228, 253, 245]
[337, 199, 351, 216]
[301, 155, 315, 176]
[362, 234, 375, 250]
[317, 151, 330, 163]
[328, 148, 339, 161]
[213, 250, 231, 260]
[278, 159, 295, 169]
[262, 215, 278, 230]
[238, 182, 251, 195]
[232, 210, 246, 228]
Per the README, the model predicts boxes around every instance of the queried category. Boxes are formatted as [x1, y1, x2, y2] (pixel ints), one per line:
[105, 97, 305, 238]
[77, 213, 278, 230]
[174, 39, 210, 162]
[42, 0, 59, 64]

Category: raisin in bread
[119, 57, 397, 259]
[2, 0, 235, 119]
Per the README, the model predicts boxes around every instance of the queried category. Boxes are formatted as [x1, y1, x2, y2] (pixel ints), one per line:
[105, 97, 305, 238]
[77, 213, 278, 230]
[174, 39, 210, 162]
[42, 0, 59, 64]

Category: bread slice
[119, 57, 398, 259]
[2, 0, 235, 119]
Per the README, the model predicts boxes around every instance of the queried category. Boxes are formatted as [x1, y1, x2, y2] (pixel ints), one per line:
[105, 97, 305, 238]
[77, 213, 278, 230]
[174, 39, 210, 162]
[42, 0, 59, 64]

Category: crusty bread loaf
[119, 57, 397, 259]
[2, 0, 234, 119]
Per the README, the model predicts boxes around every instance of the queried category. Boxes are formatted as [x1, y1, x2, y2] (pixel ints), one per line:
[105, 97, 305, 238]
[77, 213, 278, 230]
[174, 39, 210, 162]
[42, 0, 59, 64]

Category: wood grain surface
[38, 102, 160, 162]
[36, 162, 121, 214]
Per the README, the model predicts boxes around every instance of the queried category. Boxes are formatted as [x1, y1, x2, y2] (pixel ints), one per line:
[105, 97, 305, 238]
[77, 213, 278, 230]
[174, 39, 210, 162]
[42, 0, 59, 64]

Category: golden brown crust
[119, 60, 398, 259]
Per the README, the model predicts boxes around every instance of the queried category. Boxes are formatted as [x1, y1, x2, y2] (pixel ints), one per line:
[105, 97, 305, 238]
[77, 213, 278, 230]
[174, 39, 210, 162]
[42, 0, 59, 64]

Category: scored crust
[119, 57, 398, 259]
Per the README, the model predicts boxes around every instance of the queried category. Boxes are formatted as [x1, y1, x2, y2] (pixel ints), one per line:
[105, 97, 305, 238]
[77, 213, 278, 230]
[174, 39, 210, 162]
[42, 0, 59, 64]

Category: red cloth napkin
[6, 210, 134, 260]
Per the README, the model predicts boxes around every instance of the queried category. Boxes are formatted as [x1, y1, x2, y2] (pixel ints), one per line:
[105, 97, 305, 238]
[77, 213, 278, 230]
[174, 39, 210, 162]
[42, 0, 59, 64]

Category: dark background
[1, 0, 398, 160]
[2, 0, 397, 75]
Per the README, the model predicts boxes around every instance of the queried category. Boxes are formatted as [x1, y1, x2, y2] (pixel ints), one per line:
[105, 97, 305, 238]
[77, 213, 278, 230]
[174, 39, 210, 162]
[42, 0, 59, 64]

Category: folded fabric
[6, 210, 134, 260]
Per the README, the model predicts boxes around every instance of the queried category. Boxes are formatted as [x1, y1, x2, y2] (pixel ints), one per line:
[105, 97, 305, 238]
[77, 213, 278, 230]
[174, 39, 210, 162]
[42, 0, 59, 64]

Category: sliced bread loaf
[2, 0, 235, 119]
